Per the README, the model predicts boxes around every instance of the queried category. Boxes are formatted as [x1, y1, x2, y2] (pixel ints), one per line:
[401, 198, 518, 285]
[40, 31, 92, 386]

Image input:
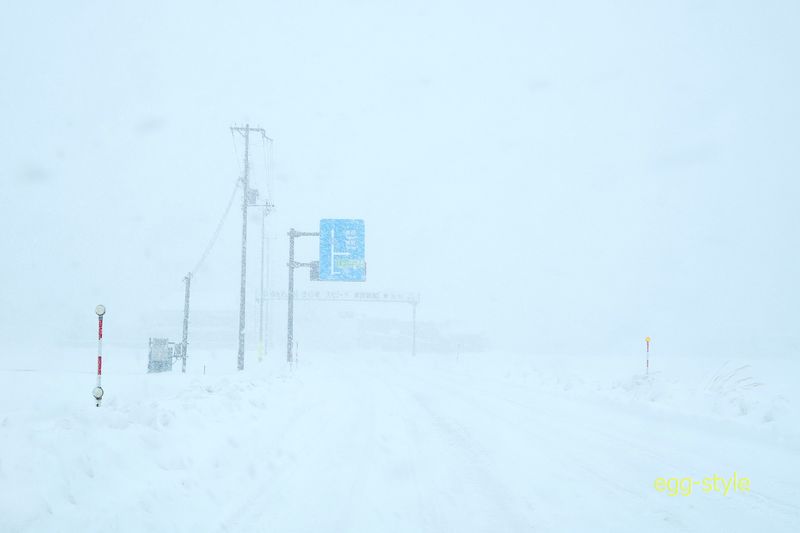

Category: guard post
[93, 305, 106, 406]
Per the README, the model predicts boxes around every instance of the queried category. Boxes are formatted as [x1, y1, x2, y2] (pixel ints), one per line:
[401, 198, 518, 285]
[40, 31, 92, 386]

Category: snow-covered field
[1, 347, 798, 532]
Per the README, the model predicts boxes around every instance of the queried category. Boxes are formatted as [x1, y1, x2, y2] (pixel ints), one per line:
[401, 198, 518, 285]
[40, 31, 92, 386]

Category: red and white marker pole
[93, 305, 106, 406]
[645, 336, 651, 375]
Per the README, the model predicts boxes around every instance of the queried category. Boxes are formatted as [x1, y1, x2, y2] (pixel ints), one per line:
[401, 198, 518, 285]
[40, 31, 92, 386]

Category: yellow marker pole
[645, 336, 651, 374]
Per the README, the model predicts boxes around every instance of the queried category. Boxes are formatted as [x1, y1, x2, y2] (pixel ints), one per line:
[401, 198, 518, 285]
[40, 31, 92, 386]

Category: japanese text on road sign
[319, 219, 366, 282]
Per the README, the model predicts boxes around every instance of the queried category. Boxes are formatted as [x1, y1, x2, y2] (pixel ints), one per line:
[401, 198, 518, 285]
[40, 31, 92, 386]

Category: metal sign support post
[93, 305, 106, 406]
[287, 229, 294, 363]
[286, 228, 320, 363]
[286, 220, 369, 362]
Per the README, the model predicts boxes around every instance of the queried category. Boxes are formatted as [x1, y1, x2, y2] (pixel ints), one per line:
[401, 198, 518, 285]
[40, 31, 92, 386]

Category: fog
[2, 0, 798, 358]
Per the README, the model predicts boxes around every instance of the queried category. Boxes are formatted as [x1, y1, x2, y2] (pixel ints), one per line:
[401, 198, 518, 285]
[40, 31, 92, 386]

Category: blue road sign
[319, 219, 366, 282]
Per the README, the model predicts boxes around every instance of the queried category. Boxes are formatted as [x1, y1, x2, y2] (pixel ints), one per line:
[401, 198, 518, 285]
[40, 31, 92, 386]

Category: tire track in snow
[369, 365, 536, 532]
[389, 358, 800, 530]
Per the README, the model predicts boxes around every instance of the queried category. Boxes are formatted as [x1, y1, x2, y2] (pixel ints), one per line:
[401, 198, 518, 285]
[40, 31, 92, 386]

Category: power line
[190, 178, 240, 277]
[260, 134, 274, 203]
[187, 127, 248, 278]
[167, 128, 268, 375]
[230, 128, 240, 170]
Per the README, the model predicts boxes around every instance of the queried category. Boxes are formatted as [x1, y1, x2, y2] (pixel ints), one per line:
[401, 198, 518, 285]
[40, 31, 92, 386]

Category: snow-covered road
[1, 349, 798, 532]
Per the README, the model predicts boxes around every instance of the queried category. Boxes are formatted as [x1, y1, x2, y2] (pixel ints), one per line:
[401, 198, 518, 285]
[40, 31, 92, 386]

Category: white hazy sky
[1, 0, 798, 357]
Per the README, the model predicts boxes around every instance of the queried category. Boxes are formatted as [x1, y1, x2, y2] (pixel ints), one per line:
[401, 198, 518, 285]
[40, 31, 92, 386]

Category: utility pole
[231, 124, 269, 371]
[237, 125, 250, 371]
[259, 136, 274, 361]
[259, 201, 273, 361]
[259, 212, 266, 360]
[412, 299, 417, 357]
[181, 272, 191, 373]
